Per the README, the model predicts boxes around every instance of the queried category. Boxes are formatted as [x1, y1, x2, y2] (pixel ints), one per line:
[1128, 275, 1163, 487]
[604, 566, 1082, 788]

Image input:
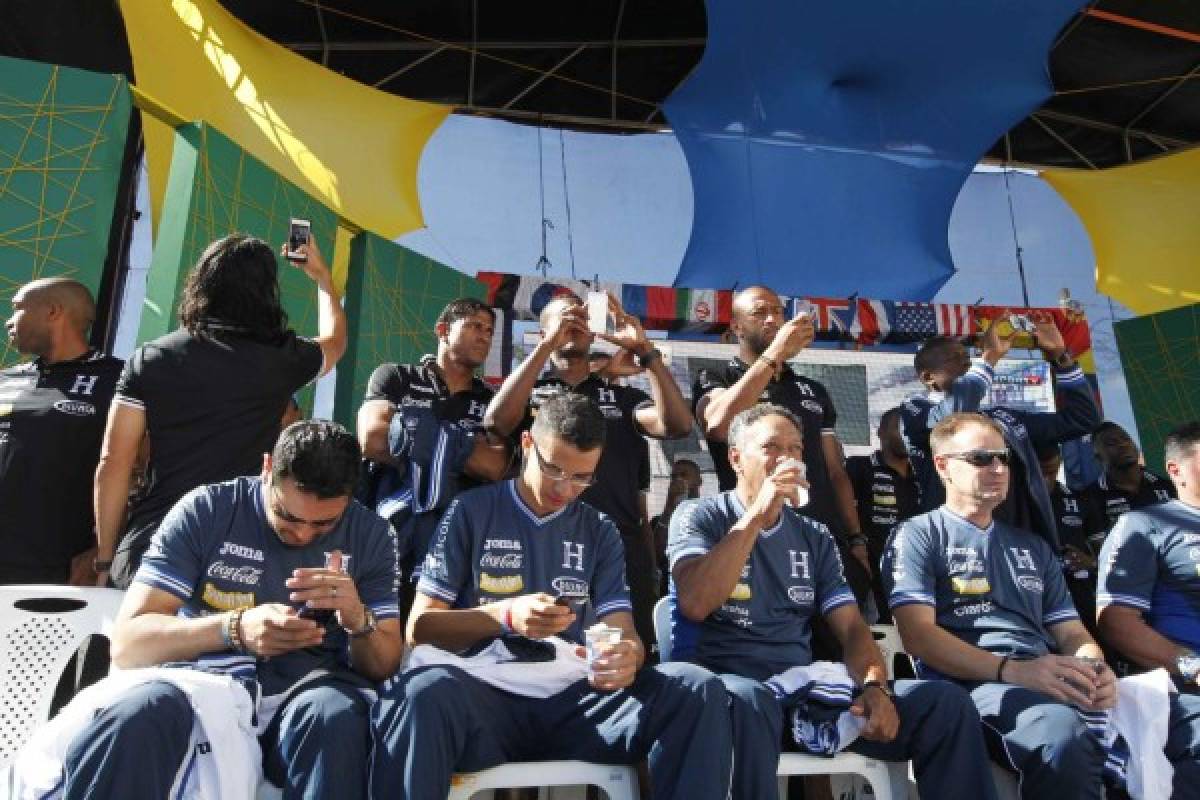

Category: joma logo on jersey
[484, 538, 522, 551]
[218, 541, 264, 561]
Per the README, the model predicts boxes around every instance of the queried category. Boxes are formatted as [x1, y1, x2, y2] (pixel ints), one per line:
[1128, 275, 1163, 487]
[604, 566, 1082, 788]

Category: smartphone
[1008, 313, 1036, 334]
[796, 302, 819, 323]
[299, 606, 335, 625]
[586, 291, 613, 335]
[286, 218, 311, 262]
[555, 591, 590, 612]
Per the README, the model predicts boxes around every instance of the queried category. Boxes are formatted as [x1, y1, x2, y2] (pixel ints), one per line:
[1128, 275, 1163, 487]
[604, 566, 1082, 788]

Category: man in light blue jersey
[1099, 422, 1200, 707]
[887, 412, 1200, 799]
[53, 421, 404, 799]
[370, 393, 732, 800]
[669, 404, 995, 800]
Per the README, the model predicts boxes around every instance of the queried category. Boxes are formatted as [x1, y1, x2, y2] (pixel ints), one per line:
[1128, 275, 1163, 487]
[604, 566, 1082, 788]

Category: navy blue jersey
[884, 508, 1078, 677]
[904, 362, 1100, 549]
[693, 359, 843, 534]
[1097, 500, 1200, 652]
[418, 480, 632, 645]
[666, 492, 857, 682]
[135, 477, 400, 697]
[1084, 469, 1177, 531]
[901, 362, 995, 512]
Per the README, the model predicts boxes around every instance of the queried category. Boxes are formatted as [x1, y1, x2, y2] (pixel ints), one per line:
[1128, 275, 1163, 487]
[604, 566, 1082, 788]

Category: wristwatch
[861, 679, 894, 700]
[1052, 351, 1076, 370]
[635, 347, 663, 368]
[347, 606, 378, 638]
[1176, 651, 1200, 683]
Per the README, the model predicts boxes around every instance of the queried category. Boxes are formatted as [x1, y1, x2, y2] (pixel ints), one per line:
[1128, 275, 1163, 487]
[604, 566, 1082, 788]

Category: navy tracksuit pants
[369, 661, 733, 800]
[60, 679, 371, 799]
[970, 681, 1200, 800]
[722, 675, 999, 800]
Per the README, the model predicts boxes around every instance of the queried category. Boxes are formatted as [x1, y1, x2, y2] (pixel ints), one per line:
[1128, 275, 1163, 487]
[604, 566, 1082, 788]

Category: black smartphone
[286, 218, 311, 262]
[299, 605, 335, 626]
[555, 591, 589, 612]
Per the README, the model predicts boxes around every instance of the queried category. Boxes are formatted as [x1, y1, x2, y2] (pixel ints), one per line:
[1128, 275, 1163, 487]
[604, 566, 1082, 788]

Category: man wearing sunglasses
[371, 393, 732, 799]
[42, 421, 403, 798]
[902, 312, 1100, 548]
[886, 413, 1200, 798]
[485, 292, 693, 658]
[670, 404, 996, 800]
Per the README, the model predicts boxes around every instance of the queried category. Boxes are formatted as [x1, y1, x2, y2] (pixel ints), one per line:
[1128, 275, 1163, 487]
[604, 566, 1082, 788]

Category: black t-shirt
[525, 374, 652, 534]
[693, 358, 842, 533]
[116, 328, 323, 542]
[1083, 469, 1177, 531]
[364, 356, 494, 493]
[845, 452, 919, 551]
[0, 351, 123, 569]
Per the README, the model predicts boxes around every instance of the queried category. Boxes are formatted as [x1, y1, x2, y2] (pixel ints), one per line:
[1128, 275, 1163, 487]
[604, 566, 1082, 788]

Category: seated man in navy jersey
[1084, 420, 1177, 531]
[1099, 422, 1200, 699]
[39, 421, 403, 799]
[370, 393, 732, 800]
[669, 404, 995, 800]
[887, 412, 1200, 799]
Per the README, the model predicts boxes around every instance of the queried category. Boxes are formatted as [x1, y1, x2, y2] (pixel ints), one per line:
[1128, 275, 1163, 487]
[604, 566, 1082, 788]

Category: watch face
[1178, 656, 1200, 680]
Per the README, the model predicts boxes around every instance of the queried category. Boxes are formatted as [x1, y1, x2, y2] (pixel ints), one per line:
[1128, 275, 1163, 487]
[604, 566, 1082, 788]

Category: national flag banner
[975, 306, 1093, 359]
[894, 302, 973, 340]
[853, 299, 894, 345]
[473, 273, 1090, 368]
[804, 296, 856, 335]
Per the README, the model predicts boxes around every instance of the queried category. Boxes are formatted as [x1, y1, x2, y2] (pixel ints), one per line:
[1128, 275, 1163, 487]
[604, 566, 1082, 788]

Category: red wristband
[503, 601, 515, 634]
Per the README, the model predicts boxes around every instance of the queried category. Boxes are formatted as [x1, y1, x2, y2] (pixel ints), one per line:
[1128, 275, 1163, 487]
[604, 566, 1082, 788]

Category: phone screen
[287, 219, 311, 261]
[586, 291, 611, 335]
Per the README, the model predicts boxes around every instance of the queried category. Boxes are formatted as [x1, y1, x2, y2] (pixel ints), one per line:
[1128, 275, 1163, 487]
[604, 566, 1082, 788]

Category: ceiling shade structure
[663, 0, 1084, 299]
[121, 0, 450, 238]
[1044, 146, 1200, 316]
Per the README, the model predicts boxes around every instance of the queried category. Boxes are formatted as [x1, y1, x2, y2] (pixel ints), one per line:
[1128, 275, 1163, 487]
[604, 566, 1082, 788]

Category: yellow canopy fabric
[1044, 148, 1200, 316]
[122, 0, 450, 239]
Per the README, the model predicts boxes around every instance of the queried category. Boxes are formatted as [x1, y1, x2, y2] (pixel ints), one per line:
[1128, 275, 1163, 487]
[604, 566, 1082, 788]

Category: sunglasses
[942, 449, 1011, 468]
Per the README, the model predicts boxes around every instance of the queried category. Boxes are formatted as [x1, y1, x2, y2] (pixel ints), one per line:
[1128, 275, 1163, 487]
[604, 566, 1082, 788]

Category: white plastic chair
[0, 585, 288, 800]
[0, 585, 125, 766]
[447, 761, 638, 800]
[654, 598, 904, 799]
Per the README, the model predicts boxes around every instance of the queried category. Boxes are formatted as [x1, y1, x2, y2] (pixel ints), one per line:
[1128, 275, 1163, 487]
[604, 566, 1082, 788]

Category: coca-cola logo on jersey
[206, 560, 263, 586]
[479, 552, 524, 569]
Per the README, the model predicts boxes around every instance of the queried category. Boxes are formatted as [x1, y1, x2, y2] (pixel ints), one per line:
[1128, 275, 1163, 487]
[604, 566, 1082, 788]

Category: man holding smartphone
[693, 286, 873, 603]
[371, 394, 732, 799]
[484, 291, 693, 657]
[884, 413, 1173, 798]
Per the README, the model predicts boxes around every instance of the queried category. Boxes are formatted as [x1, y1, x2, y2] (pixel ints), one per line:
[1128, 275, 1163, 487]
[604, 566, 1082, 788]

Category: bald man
[1, 278, 122, 584]
[694, 286, 873, 608]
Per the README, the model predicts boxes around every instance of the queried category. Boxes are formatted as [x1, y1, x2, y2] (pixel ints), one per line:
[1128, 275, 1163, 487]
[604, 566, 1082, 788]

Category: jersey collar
[508, 479, 569, 527]
[940, 505, 995, 535]
[727, 489, 785, 537]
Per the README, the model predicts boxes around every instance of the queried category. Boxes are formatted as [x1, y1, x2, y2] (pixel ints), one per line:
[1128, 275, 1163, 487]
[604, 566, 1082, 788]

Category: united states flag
[894, 302, 972, 338]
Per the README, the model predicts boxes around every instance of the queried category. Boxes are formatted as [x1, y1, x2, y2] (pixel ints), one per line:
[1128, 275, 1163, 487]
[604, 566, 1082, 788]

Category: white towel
[1113, 669, 1175, 800]
[406, 636, 589, 698]
[7, 667, 261, 800]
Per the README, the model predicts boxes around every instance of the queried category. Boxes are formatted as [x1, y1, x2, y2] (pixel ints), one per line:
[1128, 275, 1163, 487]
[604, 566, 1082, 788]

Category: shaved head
[730, 285, 788, 357]
[732, 286, 782, 318]
[17, 277, 95, 335]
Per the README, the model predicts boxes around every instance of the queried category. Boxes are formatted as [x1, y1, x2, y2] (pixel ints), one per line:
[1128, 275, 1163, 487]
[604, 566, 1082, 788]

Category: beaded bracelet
[228, 607, 248, 654]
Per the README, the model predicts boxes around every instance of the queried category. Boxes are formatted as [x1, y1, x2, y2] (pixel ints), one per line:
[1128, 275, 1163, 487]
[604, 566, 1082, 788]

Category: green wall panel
[141, 122, 338, 412]
[0, 56, 131, 367]
[334, 231, 485, 428]
[1114, 303, 1200, 473]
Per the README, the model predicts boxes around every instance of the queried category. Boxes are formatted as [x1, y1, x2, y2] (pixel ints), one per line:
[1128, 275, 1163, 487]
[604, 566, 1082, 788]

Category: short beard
[741, 329, 773, 358]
